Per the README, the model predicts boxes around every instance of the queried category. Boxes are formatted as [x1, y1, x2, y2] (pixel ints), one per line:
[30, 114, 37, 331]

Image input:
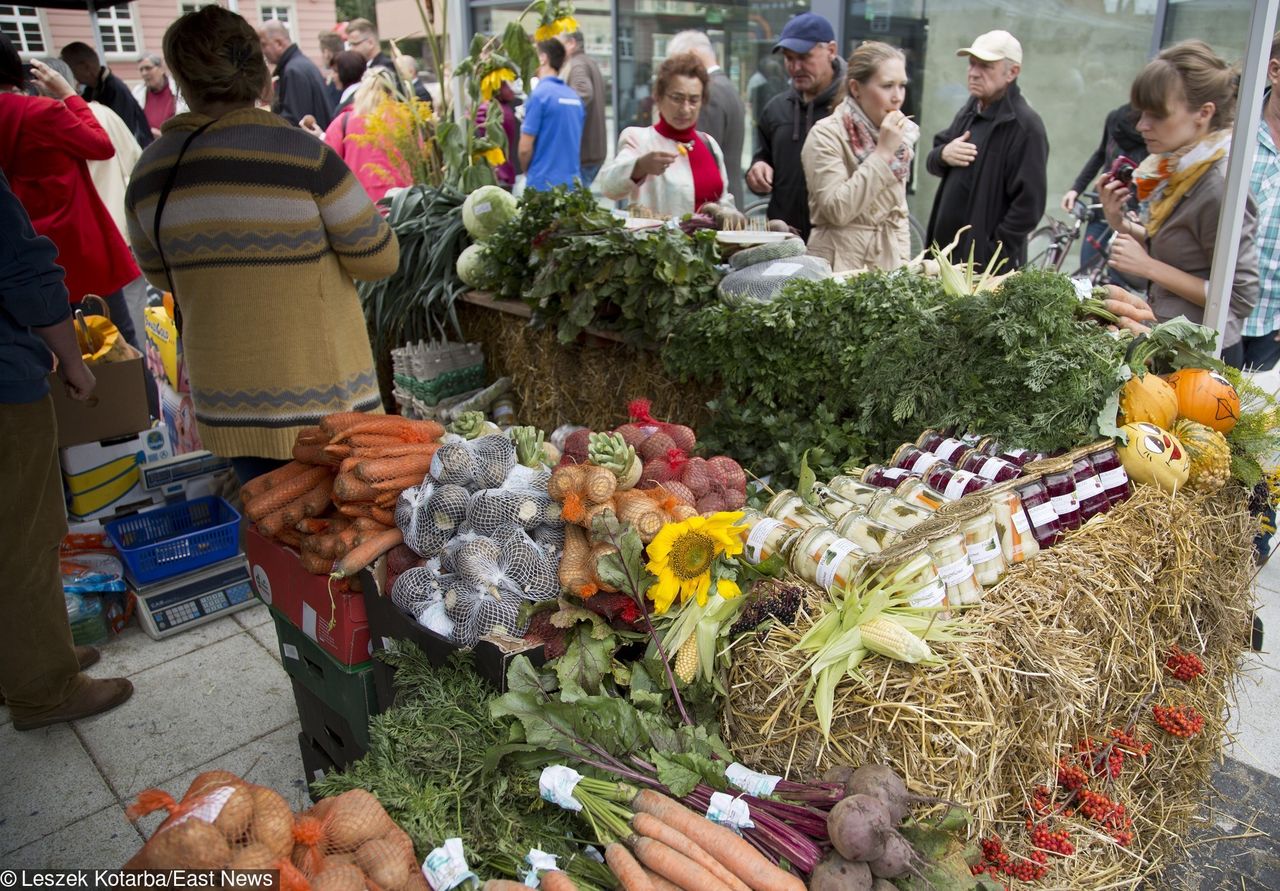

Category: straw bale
[457, 301, 714, 434]
[724, 485, 1257, 889]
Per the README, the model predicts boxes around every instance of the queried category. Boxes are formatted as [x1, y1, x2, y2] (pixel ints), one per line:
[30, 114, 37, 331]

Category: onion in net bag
[499, 529, 559, 601]
[717, 254, 833, 305]
[470, 434, 517, 489]
[391, 565, 442, 617]
[430, 441, 477, 486]
[401, 483, 469, 557]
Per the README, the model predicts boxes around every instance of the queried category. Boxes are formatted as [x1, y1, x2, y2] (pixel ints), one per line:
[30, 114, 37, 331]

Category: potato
[356, 839, 409, 891]
[214, 787, 254, 843]
[381, 828, 419, 872]
[145, 819, 232, 869]
[323, 854, 356, 869]
[323, 790, 395, 853]
[229, 842, 277, 870]
[184, 770, 243, 802]
[311, 864, 367, 891]
[248, 786, 295, 860]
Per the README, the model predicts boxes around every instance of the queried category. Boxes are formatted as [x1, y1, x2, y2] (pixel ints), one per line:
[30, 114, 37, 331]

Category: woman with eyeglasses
[598, 52, 735, 217]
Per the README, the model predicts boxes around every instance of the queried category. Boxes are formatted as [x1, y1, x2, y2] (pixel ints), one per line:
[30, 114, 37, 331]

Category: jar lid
[914, 429, 943, 448]
[1024, 456, 1076, 475]
[764, 489, 799, 514]
[791, 524, 840, 554]
[900, 514, 961, 543]
[1080, 439, 1119, 456]
[934, 494, 992, 522]
[861, 535, 933, 572]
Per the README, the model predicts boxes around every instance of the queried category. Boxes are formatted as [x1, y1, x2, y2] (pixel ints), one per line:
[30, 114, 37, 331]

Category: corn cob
[859, 617, 934, 663]
[674, 633, 698, 683]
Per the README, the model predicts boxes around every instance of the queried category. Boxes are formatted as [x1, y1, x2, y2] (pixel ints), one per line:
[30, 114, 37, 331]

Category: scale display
[131, 555, 256, 639]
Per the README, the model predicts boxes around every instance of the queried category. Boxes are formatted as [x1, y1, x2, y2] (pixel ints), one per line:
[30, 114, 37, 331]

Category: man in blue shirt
[1242, 33, 1280, 371]
[0, 168, 134, 730]
[519, 40, 585, 191]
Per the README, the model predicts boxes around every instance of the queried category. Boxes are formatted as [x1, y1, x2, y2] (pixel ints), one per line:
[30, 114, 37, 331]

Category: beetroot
[637, 431, 678, 463]
[827, 793, 893, 862]
[680, 457, 716, 497]
[848, 764, 911, 825]
[808, 852, 871, 891]
[708, 455, 747, 490]
[640, 458, 675, 487]
[823, 765, 857, 786]
[666, 423, 697, 453]
[695, 492, 728, 514]
[868, 831, 914, 879]
[563, 429, 592, 465]
[613, 423, 646, 447]
[721, 486, 746, 510]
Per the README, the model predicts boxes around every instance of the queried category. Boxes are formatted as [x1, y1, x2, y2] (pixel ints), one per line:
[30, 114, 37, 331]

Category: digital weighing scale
[130, 554, 256, 640]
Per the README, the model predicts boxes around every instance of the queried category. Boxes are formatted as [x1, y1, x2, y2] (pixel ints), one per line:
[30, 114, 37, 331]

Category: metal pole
[1149, 0, 1168, 60]
[447, 0, 467, 122]
[1203, 0, 1279, 357]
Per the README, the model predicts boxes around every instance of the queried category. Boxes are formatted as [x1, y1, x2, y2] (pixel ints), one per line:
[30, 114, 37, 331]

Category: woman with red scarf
[598, 53, 733, 216]
[801, 41, 918, 273]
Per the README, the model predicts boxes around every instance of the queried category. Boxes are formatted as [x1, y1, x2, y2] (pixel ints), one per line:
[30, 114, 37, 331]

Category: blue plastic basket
[105, 496, 241, 585]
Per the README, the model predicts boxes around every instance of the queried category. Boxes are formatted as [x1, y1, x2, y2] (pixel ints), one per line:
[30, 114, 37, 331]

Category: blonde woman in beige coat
[802, 42, 919, 272]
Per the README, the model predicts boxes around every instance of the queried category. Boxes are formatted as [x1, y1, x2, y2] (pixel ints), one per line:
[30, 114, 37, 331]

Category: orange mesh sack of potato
[122, 771, 306, 887]
[291, 789, 429, 891]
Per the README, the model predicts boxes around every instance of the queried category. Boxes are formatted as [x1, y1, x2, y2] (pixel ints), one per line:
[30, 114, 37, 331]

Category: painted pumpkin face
[1117, 422, 1191, 492]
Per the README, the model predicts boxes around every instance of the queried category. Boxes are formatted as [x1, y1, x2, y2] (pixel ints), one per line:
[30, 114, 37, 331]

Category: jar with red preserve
[1068, 448, 1110, 522]
[1025, 457, 1081, 537]
[958, 450, 1021, 484]
[923, 463, 990, 500]
[1012, 474, 1061, 548]
[861, 464, 915, 489]
[1085, 441, 1131, 505]
[916, 431, 970, 463]
[891, 443, 943, 477]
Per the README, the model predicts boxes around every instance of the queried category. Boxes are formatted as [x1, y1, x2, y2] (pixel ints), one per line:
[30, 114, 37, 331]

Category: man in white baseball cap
[924, 29, 1048, 270]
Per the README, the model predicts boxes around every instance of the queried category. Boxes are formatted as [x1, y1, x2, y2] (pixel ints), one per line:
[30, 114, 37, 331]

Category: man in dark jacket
[668, 30, 745, 208]
[746, 13, 845, 238]
[260, 20, 334, 128]
[926, 30, 1048, 270]
[60, 42, 151, 147]
[561, 31, 607, 186]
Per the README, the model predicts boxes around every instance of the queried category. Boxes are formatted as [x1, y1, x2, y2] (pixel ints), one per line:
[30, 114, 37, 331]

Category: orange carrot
[337, 502, 377, 519]
[292, 442, 338, 466]
[371, 473, 428, 493]
[354, 453, 434, 484]
[640, 868, 680, 891]
[324, 444, 354, 461]
[298, 478, 334, 517]
[331, 528, 402, 579]
[334, 472, 377, 503]
[631, 791, 804, 891]
[631, 812, 750, 891]
[332, 417, 444, 445]
[277, 528, 303, 549]
[374, 490, 400, 509]
[629, 836, 732, 891]
[352, 443, 435, 460]
[605, 843, 653, 891]
[371, 506, 395, 527]
[319, 412, 374, 437]
[300, 550, 333, 575]
[246, 466, 330, 521]
[296, 518, 349, 536]
[347, 433, 408, 448]
[256, 507, 290, 539]
[241, 460, 309, 502]
[295, 426, 328, 445]
[479, 881, 529, 891]
[538, 872, 579, 891]
[339, 456, 360, 474]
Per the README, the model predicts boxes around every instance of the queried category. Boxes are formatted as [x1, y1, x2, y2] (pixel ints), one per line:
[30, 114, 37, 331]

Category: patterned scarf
[841, 96, 918, 182]
[1134, 129, 1231, 235]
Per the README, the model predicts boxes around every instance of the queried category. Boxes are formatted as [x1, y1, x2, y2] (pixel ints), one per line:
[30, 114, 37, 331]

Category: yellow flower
[479, 67, 517, 101]
[476, 146, 506, 166]
[534, 16, 578, 41]
[645, 511, 745, 614]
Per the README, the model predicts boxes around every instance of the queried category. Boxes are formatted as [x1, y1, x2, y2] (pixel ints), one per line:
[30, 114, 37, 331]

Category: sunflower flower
[645, 511, 745, 614]
[479, 67, 517, 101]
[475, 146, 506, 166]
[534, 15, 579, 42]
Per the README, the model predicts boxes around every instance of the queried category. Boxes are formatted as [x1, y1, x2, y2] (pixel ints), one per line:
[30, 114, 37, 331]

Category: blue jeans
[1241, 331, 1280, 372]
[579, 163, 601, 187]
[1079, 218, 1110, 272]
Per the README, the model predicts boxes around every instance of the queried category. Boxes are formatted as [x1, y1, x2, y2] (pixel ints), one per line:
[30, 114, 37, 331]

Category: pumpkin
[1118, 372, 1179, 428]
[1165, 368, 1240, 433]
[1172, 418, 1231, 492]
[1117, 422, 1190, 492]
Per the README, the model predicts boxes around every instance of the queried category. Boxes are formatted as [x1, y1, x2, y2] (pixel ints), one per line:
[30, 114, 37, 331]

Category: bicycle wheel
[909, 214, 926, 257]
[1026, 226, 1064, 271]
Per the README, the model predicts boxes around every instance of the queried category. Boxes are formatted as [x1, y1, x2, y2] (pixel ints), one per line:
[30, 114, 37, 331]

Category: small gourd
[1172, 418, 1231, 492]
[1164, 368, 1240, 434]
[1117, 372, 1178, 428]
[1117, 422, 1190, 493]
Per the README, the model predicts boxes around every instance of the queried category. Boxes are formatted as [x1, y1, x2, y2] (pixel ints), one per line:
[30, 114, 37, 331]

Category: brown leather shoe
[1, 647, 102, 706]
[11, 677, 134, 731]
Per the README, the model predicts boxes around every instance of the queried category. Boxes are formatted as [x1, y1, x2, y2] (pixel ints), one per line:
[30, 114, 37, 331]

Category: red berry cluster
[971, 835, 1048, 883]
[1026, 820, 1076, 856]
[1056, 758, 1089, 791]
[1108, 727, 1153, 758]
[1031, 785, 1074, 818]
[1153, 704, 1205, 738]
[1077, 789, 1134, 845]
[1164, 646, 1206, 682]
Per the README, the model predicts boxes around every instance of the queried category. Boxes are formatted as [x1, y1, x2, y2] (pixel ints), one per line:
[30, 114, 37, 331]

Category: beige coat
[802, 103, 910, 272]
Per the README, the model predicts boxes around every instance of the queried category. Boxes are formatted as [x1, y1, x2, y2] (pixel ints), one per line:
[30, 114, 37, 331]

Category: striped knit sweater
[124, 108, 398, 460]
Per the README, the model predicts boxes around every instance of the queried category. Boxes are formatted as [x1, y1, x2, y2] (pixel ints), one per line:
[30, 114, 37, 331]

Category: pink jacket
[324, 109, 411, 209]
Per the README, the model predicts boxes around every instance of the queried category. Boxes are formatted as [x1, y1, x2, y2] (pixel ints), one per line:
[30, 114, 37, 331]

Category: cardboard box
[246, 526, 372, 666]
[50, 348, 151, 448]
[60, 425, 173, 522]
[156, 378, 203, 455]
[362, 582, 545, 701]
[144, 306, 188, 393]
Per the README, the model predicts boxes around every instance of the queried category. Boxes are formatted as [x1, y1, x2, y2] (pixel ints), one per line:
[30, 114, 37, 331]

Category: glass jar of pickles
[834, 512, 902, 553]
[868, 491, 934, 532]
[1068, 448, 1110, 522]
[764, 489, 829, 530]
[1025, 457, 1081, 539]
[891, 444, 943, 477]
[894, 477, 947, 511]
[904, 515, 978, 606]
[789, 527, 867, 593]
[937, 497, 1007, 587]
[861, 464, 915, 489]
[826, 475, 881, 507]
[923, 463, 990, 500]
[811, 483, 862, 523]
[1013, 474, 1061, 548]
[916, 431, 971, 463]
[860, 539, 947, 609]
[1085, 441, 1131, 506]
[958, 451, 1021, 484]
[983, 479, 1040, 564]
[737, 511, 802, 566]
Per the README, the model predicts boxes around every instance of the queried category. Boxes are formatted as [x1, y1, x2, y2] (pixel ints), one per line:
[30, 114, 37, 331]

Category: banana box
[144, 305, 188, 393]
[61, 425, 174, 522]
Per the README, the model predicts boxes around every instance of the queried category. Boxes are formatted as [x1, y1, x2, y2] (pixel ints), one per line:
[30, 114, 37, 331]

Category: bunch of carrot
[243, 413, 444, 577]
[548, 776, 805, 891]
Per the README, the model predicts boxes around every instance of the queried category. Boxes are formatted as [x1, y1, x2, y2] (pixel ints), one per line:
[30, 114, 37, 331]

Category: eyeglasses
[138, 65, 156, 72]
[663, 92, 701, 107]
[349, 36, 372, 48]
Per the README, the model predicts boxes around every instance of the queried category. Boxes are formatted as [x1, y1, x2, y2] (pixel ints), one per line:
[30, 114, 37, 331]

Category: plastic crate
[105, 496, 240, 584]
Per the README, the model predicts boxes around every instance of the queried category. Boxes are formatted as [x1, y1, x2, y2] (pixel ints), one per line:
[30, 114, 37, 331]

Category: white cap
[957, 30, 1022, 65]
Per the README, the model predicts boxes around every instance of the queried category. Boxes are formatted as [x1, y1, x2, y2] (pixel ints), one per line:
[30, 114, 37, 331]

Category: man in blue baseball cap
[746, 12, 845, 238]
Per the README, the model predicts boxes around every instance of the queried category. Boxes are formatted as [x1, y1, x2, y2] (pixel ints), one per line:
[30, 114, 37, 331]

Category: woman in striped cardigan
[125, 6, 399, 482]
